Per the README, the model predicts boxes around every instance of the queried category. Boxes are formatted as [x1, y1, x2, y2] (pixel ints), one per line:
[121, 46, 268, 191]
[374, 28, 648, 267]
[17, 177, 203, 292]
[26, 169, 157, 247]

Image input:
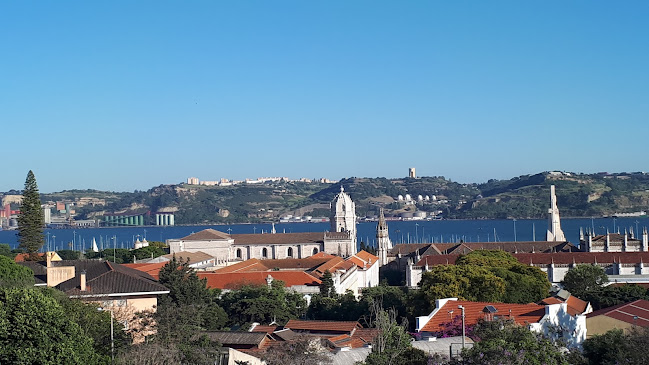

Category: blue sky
[1, 1, 647, 192]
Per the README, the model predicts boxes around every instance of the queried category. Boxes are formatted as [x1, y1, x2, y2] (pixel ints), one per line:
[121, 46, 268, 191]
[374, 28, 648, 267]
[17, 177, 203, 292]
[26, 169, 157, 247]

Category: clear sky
[1, 1, 648, 193]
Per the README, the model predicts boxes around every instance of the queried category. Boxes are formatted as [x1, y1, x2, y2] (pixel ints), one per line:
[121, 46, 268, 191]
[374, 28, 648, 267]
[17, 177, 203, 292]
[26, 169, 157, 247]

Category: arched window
[262, 248, 268, 259]
[287, 247, 293, 258]
[236, 249, 242, 259]
[313, 248, 318, 255]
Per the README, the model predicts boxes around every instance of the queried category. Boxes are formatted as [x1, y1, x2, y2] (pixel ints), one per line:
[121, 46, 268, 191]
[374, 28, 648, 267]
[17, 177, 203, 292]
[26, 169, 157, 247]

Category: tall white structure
[329, 186, 357, 256]
[546, 185, 566, 241]
[409, 167, 416, 178]
[377, 208, 392, 266]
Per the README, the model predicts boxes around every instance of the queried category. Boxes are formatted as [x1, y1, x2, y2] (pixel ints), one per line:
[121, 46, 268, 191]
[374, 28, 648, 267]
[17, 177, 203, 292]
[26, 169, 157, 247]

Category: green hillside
[12, 171, 649, 224]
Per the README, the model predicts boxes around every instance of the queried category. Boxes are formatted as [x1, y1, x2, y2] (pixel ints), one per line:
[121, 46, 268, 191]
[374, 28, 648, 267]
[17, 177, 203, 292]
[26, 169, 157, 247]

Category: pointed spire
[271, 222, 276, 234]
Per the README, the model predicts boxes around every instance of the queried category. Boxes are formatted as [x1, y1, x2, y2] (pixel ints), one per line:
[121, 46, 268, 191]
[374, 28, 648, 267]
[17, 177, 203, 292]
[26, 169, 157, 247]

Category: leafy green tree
[57, 249, 81, 260]
[0, 244, 14, 259]
[156, 256, 227, 342]
[0, 287, 102, 364]
[319, 270, 335, 297]
[561, 264, 608, 298]
[262, 334, 332, 365]
[46, 288, 130, 360]
[220, 281, 307, 328]
[363, 304, 422, 365]
[419, 265, 506, 303]
[307, 291, 367, 321]
[452, 319, 569, 365]
[0, 255, 34, 288]
[583, 284, 649, 310]
[419, 251, 550, 306]
[17, 171, 44, 258]
[582, 329, 625, 365]
[581, 327, 649, 365]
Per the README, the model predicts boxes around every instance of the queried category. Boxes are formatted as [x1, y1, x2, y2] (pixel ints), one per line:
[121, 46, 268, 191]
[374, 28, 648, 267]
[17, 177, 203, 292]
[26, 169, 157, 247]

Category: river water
[1, 217, 647, 251]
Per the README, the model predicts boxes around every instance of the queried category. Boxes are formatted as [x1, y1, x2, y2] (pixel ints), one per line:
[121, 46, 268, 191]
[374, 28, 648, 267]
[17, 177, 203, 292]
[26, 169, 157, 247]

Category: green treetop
[17, 171, 44, 258]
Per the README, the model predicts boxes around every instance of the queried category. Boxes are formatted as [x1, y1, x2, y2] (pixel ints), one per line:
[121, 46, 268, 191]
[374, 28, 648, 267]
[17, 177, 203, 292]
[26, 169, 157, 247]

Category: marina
[1, 217, 647, 252]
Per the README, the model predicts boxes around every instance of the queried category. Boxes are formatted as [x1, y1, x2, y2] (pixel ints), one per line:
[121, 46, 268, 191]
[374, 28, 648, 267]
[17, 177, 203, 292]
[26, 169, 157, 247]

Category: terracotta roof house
[191, 250, 380, 297]
[538, 290, 592, 316]
[133, 251, 216, 270]
[416, 297, 588, 347]
[18, 252, 169, 313]
[586, 299, 649, 338]
[285, 320, 362, 336]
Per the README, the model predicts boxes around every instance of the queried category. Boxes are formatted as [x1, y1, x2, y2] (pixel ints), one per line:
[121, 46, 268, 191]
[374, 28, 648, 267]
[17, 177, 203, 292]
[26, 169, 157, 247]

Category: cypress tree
[17, 170, 44, 258]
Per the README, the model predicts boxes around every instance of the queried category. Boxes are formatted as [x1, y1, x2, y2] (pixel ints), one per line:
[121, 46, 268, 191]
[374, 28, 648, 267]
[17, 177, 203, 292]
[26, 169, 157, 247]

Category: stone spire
[546, 185, 566, 242]
[377, 208, 392, 266]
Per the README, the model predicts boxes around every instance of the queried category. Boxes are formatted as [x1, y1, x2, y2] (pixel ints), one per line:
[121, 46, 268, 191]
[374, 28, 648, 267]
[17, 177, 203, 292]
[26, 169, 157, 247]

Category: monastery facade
[167, 187, 357, 263]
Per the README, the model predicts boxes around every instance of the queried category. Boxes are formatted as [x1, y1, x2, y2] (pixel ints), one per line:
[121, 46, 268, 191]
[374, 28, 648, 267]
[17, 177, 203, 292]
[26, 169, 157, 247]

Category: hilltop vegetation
[11, 171, 649, 224]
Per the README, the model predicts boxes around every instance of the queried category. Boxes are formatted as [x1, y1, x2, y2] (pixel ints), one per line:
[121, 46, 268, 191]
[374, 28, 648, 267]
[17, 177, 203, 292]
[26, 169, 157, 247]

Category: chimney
[46, 252, 53, 268]
[80, 270, 87, 291]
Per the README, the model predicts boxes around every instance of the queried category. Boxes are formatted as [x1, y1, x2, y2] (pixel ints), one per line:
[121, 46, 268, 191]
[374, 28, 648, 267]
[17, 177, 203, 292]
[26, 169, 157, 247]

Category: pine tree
[17, 170, 44, 258]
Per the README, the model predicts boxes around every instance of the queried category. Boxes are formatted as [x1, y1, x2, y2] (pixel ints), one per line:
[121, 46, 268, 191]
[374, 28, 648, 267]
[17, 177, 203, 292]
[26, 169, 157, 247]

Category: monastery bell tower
[330, 186, 357, 254]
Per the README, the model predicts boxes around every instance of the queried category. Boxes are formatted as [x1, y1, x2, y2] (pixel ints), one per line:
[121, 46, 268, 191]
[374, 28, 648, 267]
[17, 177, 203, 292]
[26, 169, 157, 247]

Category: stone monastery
[168, 187, 360, 263]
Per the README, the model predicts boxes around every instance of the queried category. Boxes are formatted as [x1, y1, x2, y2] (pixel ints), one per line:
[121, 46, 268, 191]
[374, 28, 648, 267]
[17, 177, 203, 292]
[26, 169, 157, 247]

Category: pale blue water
[1, 217, 647, 251]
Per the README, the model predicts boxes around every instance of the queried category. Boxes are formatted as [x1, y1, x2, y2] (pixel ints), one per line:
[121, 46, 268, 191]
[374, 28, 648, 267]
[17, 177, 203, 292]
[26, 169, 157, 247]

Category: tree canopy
[418, 251, 550, 304]
[561, 264, 608, 298]
[220, 280, 307, 328]
[451, 319, 570, 365]
[17, 170, 44, 257]
[0, 288, 102, 364]
[0, 255, 34, 288]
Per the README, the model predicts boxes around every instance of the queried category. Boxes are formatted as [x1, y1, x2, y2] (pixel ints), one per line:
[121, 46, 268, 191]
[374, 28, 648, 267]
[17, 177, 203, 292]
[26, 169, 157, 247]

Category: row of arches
[234, 247, 319, 260]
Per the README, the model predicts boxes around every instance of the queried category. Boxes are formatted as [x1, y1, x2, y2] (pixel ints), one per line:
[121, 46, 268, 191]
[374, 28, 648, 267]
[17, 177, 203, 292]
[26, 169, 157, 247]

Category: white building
[168, 186, 357, 263]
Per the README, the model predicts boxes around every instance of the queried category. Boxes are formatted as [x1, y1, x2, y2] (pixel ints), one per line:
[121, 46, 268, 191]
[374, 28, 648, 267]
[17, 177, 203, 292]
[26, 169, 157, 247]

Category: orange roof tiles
[285, 320, 361, 333]
[355, 250, 379, 263]
[419, 300, 546, 333]
[214, 259, 267, 273]
[181, 229, 232, 240]
[198, 271, 321, 289]
[586, 299, 649, 327]
[122, 262, 167, 280]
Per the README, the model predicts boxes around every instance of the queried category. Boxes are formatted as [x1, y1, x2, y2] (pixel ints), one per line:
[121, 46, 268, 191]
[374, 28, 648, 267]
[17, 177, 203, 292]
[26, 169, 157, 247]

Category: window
[287, 247, 293, 258]
[262, 248, 268, 259]
[313, 248, 318, 255]
[236, 249, 242, 259]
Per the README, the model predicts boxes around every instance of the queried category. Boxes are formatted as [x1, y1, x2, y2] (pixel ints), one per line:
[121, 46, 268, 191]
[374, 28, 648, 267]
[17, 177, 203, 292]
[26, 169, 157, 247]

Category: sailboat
[91, 238, 99, 253]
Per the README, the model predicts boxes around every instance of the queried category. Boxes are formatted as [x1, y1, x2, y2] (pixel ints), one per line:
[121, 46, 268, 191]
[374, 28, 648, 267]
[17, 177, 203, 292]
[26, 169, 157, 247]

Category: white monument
[546, 185, 566, 241]
[377, 208, 393, 266]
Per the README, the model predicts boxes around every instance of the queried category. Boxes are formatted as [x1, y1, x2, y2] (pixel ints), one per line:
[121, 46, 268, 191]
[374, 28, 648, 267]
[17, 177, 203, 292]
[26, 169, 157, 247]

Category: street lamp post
[458, 305, 466, 349]
[98, 307, 114, 363]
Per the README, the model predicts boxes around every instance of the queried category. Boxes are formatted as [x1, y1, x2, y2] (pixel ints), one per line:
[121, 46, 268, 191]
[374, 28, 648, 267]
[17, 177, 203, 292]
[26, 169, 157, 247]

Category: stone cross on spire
[546, 185, 566, 241]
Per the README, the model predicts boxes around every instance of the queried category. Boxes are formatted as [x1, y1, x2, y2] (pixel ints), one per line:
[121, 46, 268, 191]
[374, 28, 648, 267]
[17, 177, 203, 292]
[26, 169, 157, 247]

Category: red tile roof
[416, 252, 649, 267]
[122, 262, 167, 280]
[214, 259, 268, 273]
[14, 253, 47, 262]
[419, 300, 546, 333]
[181, 229, 232, 240]
[586, 299, 649, 327]
[198, 271, 321, 289]
[355, 250, 379, 264]
[539, 295, 589, 316]
[285, 320, 362, 333]
[232, 232, 325, 245]
[249, 325, 281, 334]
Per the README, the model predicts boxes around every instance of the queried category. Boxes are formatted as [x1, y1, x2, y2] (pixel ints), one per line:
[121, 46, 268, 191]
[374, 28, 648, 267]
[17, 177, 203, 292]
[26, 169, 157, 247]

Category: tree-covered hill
[7, 171, 649, 224]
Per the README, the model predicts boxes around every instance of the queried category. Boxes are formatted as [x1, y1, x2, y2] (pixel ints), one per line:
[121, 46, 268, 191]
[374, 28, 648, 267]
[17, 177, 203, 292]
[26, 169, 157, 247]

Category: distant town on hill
[3, 171, 649, 225]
